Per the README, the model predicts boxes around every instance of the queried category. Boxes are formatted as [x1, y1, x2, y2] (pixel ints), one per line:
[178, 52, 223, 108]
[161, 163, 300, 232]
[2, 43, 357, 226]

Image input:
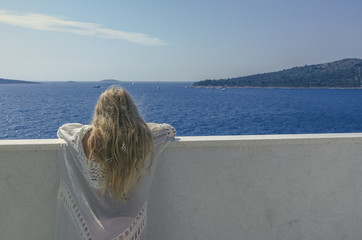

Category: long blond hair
[88, 87, 154, 201]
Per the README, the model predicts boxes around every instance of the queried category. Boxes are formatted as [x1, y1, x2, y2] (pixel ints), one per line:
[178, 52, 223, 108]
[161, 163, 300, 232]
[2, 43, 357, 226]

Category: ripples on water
[1, 81, 362, 139]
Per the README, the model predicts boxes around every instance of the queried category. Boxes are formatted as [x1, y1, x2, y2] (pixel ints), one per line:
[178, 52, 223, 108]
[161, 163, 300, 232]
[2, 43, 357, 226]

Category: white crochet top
[56, 123, 175, 240]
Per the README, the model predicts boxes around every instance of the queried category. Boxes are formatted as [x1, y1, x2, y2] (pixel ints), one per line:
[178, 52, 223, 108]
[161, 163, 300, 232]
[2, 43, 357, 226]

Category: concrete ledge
[2, 133, 362, 150]
[171, 133, 362, 147]
[2, 133, 362, 240]
[0, 139, 65, 151]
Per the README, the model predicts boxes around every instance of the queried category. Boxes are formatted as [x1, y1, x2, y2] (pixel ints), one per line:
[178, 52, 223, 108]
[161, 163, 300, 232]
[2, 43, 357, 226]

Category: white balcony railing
[1, 133, 362, 240]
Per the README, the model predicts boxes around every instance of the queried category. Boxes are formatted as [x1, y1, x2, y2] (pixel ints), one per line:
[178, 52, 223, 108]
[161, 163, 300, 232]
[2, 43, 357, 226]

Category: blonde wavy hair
[88, 87, 154, 201]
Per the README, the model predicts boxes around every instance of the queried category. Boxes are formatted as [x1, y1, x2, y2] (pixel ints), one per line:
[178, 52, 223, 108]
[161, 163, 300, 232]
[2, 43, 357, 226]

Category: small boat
[93, 85, 101, 88]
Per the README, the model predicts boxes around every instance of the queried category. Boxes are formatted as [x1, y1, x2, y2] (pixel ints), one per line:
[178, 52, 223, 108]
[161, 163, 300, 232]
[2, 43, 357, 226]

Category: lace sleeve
[147, 123, 176, 146]
[57, 123, 84, 143]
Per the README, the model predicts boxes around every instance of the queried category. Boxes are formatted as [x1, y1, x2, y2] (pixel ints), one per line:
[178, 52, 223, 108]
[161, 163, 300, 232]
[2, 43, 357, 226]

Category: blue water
[1, 81, 362, 139]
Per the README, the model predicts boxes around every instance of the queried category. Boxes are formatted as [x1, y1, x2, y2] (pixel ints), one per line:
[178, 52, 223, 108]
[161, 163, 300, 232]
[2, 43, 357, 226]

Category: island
[0, 78, 39, 84]
[99, 79, 123, 84]
[193, 58, 362, 88]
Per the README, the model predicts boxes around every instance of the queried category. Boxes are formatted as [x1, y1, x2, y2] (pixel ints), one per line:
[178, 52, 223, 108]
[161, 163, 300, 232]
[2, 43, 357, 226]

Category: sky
[0, 0, 362, 82]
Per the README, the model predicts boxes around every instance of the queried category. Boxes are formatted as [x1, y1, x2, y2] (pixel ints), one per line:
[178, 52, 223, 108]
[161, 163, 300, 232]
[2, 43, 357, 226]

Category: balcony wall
[1, 134, 362, 240]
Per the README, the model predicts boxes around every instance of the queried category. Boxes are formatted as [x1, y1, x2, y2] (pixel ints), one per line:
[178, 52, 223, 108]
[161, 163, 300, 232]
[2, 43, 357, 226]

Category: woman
[56, 87, 176, 240]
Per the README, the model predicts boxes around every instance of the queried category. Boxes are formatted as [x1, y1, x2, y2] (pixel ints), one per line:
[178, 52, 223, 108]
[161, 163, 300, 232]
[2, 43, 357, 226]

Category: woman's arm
[147, 123, 176, 145]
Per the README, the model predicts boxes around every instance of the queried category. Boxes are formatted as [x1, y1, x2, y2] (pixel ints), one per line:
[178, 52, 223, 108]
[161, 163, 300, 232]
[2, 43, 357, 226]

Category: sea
[1, 81, 362, 139]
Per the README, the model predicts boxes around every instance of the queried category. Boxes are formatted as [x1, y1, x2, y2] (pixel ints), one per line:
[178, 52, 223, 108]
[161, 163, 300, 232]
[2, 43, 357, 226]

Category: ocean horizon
[1, 81, 362, 139]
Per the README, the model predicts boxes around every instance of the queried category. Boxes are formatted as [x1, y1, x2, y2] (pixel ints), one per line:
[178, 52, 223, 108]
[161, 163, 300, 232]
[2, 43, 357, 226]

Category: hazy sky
[0, 0, 361, 82]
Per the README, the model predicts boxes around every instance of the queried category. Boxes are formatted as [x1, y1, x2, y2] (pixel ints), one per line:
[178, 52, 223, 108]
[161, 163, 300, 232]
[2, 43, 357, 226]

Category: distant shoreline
[0, 78, 39, 84]
[193, 58, 362, 89]
[192, 86, 362, 90]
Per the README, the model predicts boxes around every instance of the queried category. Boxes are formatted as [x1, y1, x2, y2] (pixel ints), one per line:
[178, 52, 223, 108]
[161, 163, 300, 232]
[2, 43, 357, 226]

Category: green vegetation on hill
[193, 58, 362, 88]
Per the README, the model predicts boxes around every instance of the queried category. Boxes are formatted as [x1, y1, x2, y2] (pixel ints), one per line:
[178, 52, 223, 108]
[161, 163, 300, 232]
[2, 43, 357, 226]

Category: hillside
[193, 58, 362, 88]
[99, 79, 122, 83]
[0, 78, 39, 84]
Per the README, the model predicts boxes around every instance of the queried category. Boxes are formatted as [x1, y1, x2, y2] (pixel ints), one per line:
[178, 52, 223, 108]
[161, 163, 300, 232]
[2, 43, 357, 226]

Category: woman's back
[55, 88, 175, 240]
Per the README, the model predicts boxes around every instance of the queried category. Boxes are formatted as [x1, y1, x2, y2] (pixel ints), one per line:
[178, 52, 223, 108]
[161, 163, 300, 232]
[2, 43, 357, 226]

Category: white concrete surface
[1, 134, 362, 239]
[0, 139, 63, 240]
